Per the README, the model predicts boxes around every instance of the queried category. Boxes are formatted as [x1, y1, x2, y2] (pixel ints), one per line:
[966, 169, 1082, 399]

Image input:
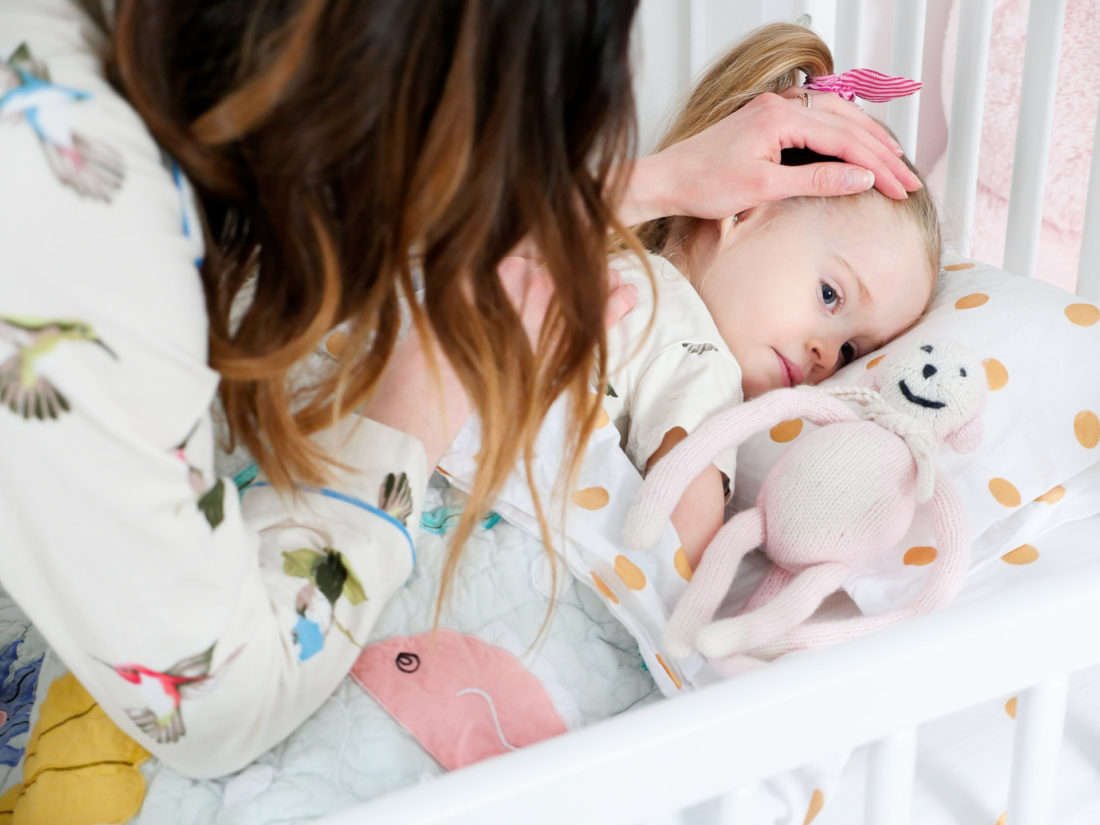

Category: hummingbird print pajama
[0, 4, 427, 778]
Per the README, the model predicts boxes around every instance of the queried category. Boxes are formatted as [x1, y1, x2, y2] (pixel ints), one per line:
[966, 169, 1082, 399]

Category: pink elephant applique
[351, 629, 569, 769]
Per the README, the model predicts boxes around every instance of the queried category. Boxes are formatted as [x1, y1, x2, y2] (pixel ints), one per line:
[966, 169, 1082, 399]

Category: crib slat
[864, 728, 917, 825]
[1002, 0, 1068, 278]
[886, 0, 926, 157]
[687, 0, 708, 80]
[1075, 100, 1100, 300]
[942, 0, 994, 258]
[833, 0, 866, 70]
[1005, 678, 1068, 825]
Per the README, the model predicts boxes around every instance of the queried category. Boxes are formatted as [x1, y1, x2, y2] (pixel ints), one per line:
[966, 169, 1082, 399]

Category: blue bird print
[1, 43, 124, 200]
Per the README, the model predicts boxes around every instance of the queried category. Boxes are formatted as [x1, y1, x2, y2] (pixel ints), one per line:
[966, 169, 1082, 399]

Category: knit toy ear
[945, 414, 983, 453]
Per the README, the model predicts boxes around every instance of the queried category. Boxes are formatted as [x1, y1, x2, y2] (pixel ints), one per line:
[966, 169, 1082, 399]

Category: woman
[0, 0, 919, 777]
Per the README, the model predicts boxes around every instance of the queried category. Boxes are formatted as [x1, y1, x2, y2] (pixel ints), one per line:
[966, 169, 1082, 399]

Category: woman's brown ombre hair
[93, 0, 640, 607]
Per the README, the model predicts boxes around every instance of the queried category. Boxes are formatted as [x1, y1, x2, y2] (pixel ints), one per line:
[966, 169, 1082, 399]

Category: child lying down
[603, 22, 939, 570]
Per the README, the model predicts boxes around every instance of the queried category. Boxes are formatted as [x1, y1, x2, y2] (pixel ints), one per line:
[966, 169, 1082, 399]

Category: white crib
[317, 1, 1100, 823]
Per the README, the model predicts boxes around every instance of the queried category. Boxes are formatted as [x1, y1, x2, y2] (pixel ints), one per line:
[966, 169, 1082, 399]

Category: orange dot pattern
[803, 789, 826, 825]
[943, 262, 976, 271]
[988, 478, 1021, 508]
[770, 418, 804, 443]
[955, 293, 989, 309]
[572, 487, 610, 510]
[325, 331, 348, 358]
[614, 555, 647, 590]
[591, 572, 618, 604]
[1001, 544, 1039, 565]
[1075, 410, 1100, 448]
[903, 546, 938, 566]
[655, 654, 683, 691]
[983, 358, 1008, 391]
[673, 547, 693, 581]
[1005, 697, 1018, 719]
[1065, 303, 1100, 326]
[866, 354, 885, 370]
[1036, 485, 1065, 504]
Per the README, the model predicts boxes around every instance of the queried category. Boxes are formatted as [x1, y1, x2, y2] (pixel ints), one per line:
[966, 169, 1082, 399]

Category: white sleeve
[0, 13, 426, 777]
[627, 342, 744, 481]
[606, 255, 743, 480]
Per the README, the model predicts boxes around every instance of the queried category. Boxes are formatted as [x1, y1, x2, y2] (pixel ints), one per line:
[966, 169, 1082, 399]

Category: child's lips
[775, 350, 804, 387]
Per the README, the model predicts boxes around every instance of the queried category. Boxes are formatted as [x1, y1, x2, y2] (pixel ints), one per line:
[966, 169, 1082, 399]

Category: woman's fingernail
[844, 169, 875, 192]
[891, 140, 904, 155]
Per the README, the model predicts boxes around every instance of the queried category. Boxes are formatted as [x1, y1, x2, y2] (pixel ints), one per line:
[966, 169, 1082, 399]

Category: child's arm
[646, 427, 726, 571]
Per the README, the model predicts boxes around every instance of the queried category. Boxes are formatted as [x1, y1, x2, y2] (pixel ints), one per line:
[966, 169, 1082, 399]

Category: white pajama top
[604, 251, 744, 480]
[0, 0, 427, 777]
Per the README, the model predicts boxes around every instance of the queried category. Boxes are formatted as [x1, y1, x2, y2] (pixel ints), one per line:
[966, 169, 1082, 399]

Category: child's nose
[809, 336, 842, 373]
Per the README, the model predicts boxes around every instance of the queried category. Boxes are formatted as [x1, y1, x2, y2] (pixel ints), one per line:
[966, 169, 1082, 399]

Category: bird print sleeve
[0, 17, 427, 779]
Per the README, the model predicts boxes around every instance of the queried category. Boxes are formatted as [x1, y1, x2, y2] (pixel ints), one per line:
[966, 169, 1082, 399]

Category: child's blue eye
[821, 282, 840, 308]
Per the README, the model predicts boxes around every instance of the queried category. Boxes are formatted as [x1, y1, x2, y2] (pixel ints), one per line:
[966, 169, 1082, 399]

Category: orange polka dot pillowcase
[731, 261, 1100, 615]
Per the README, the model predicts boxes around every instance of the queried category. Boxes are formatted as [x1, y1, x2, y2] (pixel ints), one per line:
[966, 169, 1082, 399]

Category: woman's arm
[366, 257, 638, 471]
[617, 91, 922, 226]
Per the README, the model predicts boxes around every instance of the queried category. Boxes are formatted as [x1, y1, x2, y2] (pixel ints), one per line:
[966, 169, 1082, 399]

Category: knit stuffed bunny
[623, 340, 987, 665]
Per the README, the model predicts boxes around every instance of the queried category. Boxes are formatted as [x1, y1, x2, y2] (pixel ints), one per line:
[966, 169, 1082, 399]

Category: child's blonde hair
[639, 23, 941, 292]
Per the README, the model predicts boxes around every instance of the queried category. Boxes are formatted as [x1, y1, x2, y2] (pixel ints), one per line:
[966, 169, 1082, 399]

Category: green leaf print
[313, 550, 349, 605]
[340, 558, 368, 606]
[197, 478, 225, 528]
[282, 549, 323, 580]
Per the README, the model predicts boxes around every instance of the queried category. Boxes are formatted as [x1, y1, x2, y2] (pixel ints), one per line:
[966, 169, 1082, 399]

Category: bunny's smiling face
[876, 341, 987, 443]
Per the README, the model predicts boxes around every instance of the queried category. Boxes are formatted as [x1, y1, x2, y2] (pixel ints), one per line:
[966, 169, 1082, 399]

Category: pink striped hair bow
[803, 69, 922, 103]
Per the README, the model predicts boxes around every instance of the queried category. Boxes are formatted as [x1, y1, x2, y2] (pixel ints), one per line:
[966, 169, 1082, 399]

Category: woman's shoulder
[1, 2, 208, 345]
[1, 1, 217, 439]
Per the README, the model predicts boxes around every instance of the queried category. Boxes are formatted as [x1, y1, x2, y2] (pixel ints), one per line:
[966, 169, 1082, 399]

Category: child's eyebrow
[834, 253, 871, 305]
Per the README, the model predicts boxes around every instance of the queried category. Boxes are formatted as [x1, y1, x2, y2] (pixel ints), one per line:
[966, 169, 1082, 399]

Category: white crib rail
[886, 0, 926, 157]
[940, 0, 994, 261]
[1002, 0, 1068, 279]
[1077, 105, 1100, 300]
[329, 560, 1100, 825]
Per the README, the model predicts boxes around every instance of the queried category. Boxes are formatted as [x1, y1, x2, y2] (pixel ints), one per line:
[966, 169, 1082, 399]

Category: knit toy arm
[748, 475, 971, 658]
[623, 387, 856, 550]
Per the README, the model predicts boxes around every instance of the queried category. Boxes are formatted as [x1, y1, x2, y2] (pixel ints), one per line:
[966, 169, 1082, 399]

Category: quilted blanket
[0, 473, 659, 825]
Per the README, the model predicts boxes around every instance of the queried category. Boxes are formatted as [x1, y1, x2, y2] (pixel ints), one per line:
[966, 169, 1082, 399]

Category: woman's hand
[618, 90, 922, 226]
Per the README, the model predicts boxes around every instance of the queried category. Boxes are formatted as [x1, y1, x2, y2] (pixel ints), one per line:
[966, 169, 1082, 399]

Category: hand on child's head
[653, 91, 921, 221]
[690, 194, 933, 399]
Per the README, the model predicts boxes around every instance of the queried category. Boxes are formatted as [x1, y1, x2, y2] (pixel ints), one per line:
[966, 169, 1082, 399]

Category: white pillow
[732, 260, 1100, 614]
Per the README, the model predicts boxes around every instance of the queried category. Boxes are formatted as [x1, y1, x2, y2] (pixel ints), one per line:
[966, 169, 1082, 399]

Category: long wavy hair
[639, 22, 940, 281]
[86, 0, 639, 609]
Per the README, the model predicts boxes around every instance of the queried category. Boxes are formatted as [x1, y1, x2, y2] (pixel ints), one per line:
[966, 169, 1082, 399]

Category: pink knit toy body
[624, 340, 987, 666]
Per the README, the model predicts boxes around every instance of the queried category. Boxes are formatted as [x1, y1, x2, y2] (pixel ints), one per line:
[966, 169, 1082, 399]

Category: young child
[604, 22, 941, 569]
